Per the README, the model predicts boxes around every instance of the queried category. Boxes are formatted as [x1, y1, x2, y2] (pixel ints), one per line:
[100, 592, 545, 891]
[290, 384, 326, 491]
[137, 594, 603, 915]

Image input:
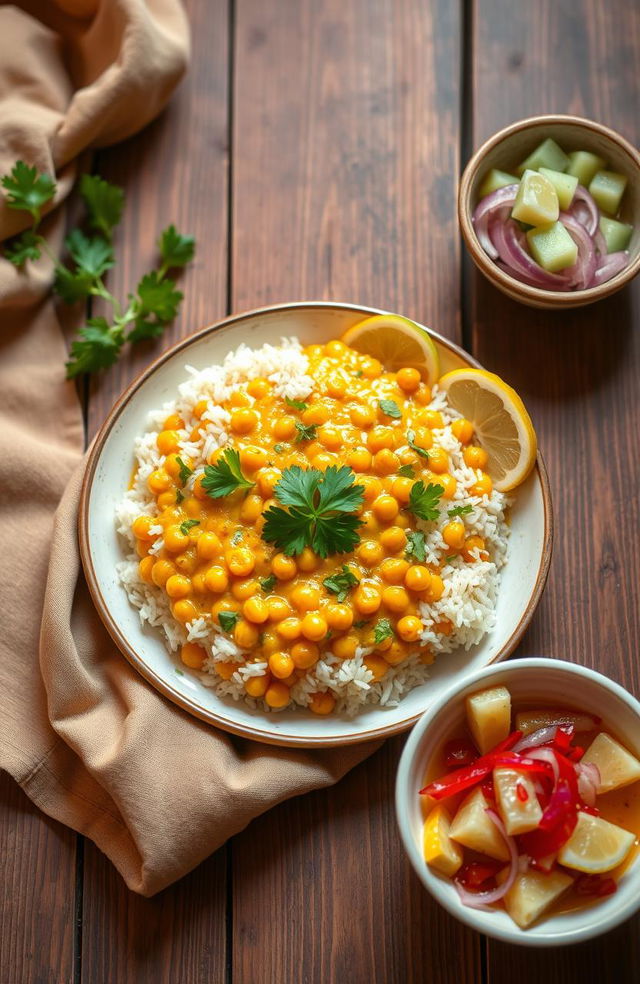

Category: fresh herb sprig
[202, 449, 255, 498]
[448, 504, 473, 518]
[295, 420, 317, 443]
[262, 465, 364, 558]
[406, 429, 430, 460]
[406, 481, 444, 521]
[1, 162, 195, 378]
[322, 565, 360, 602]
[373, 618, 394, 645]
[405, 529, 427, 563]
[397, 464, 416, 478]
[285, 396, 308, 411]
[378, 399, 402, 419]
[179, 519, 200, 535]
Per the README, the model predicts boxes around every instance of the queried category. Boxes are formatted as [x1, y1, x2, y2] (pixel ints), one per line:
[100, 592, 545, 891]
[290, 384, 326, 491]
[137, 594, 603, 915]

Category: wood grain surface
[2, 0, 640, 981]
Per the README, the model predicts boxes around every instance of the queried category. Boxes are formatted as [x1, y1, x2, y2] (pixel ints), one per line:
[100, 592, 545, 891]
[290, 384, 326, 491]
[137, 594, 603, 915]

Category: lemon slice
[437, 368, 537, 492]
[558, 812, 635, 874]
[341, 314, 440, 384]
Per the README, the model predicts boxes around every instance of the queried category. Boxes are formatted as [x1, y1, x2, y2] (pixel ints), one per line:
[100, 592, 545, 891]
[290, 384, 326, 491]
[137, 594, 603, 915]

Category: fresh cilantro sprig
[448, 504, 473, 518]
[218, 610, 240, 633]
[405, 529, 427, 563]
[285, 396, 308, 411]
[406, 481, 444, 521]
[201, 449, 255, 498]
[397, 464, 416, 478]
[373, 619, 394, 645]
[179, 519, 200, 535]
[379, 399, 402, 419]
[407, 429, 430, 460]
[1, 163, 195, 378]
[262, 465, 364, 558]
[260, 574, 277, 593]
[322, 565, 360, 602]
[295, 420, 317, 443]
[176, 456, 193, 486]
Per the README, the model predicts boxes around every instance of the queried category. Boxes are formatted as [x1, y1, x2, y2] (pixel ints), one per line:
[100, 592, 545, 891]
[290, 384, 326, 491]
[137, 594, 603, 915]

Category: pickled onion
[454, 809, 519, 910]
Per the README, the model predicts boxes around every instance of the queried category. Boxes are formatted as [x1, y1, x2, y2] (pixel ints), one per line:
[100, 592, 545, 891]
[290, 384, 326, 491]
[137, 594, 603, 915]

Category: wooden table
[2, 0, 639, 980]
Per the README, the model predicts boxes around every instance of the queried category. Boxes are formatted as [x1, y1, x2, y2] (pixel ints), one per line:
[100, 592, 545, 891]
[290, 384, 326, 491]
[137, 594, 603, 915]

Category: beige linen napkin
[0, 1, 376, 895]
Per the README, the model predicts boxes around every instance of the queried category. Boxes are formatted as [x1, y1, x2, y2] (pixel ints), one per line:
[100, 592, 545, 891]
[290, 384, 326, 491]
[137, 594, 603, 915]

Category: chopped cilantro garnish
[285, 396, 308, 411]
[378, 399, 402, 419]
[405, 529, 427, 563]
[179, 519, 200, 535]
[260, 574, 277, 593]
[322, 565, 360, 602]
[373, 618, 394, 645]
[448, 504, 473, 518]
[294, 420, 317, 443]
[176, 456, 193, 486]
[406, 481, 444, 522]
[397, 464, 416, 478]
[406, 429, 430, 459]
[218, 610, 240, 633]
[201, 448, 255, 498]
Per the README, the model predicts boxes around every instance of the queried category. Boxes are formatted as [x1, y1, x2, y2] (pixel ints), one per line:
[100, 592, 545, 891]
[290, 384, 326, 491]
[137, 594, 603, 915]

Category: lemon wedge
[341, 314, 440, 384]
[437, 368, 537, 492]
[558, 812, 635, 874]
[423, 804, 463, 877]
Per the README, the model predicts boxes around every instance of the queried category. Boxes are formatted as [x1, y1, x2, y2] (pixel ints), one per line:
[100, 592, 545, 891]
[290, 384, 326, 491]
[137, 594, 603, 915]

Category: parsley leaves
[406, 481, 444, 522]
[285, 396, 308, 411]
[179, 519, 200, 535]
[262, 465, 364, 558]
[405, 529, 427, 563]
[294, 420, 317, 443]
[448, 504, 473, 518]
[322, 565, 360, 602]
[218, 610, 240, 633]
[379, 399, 402, 419]
[397, 463, 416, 478]
[373, 618, 394, 645]
[407, 429, 430, 459]
[260, 574, 277, 593]
[1, 161, 56, 226]
[201, 449, 255, 498]
[80, 174, 124, 240]
[176, 456, 193, 486]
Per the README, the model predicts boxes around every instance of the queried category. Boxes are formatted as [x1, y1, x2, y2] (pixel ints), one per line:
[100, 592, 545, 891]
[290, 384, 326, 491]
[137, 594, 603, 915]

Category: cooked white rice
[116, 338, 510, 716]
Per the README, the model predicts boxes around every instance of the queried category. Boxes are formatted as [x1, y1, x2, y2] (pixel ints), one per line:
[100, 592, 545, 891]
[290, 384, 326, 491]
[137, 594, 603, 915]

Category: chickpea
[437, 473, 457, 499]
[257, 467, 281, 498]
[464, 445, 488, 470]
[397, 367, 421, 392]
[332, 634, 359, 660]
[197, 531, 222, 560]
[205, 564, 230, 594]
[165, 574, 192, 599]
[132, 515, 156, 541]
[409, 427, 432, 452]
[277, 617, 302, 641]
[192, 572, 207, 593]
[313, 452, 338, 470]
[240, 596, 269, 627]
[469, 475, 493, 498]
[151, 559, 175, 587]
[180, 642, 207, 669]
[302, 403, 330, 426]
[384, 640, 410, 666]
[325, 604, 354, 632]
[192, 474, 210, 501]
[462, 535, 488, 563]
[157, 490, 177, 509]
[269, 651, 295, 680]
[211, 598, 240, 621]
[172, 599, 198, 624]
[325, 339, 347, 357]
[291, 641, 320, 669]
[301, 613, 328, 641]
[357, 539, 385, 567]
[359, 475, 383, 502]
[265, 681, 291, 708]
[427, 447, 449, 474]
[245, 674, 270, 698]
[174, 551, 198, 575]
[229, 389, 251, 408]
[290, 584, 321, 612]
[425, 574, 445, 602]
[379, 526, 408, 553]
[364, 654, 388, 681]
[267, 597, 292, 622]
[163, 412, 184, 430]
[136, 540, 149, 558]
[353, 583, 382, 615]
[233, 619, 260, 649]
[350, 404, 376, 429]
[382, 585, 410, 612]
[138, 556, 154, 583]
[379, 557, 410, 584]
[346, 447, 373, 473]
[240, 493, 264, 523]
[373, 449, 400, 475]
[422, 410, 444, 429]
[156, 429, 181, 455]
[367, 426, 395, 453]
[308, 692, 336, 715]
[226, 547, 255, 577]
[273, 415, 296, 440]
[215, 661, 237, 680]
[297, 547, 319, 572]
[372, 494, 400, 523]
[442, 519, 466, 549]
[230, 408, 259, 434]
[451, 417, 474, 444]
[390, 476, 413, 504]
[414, 384, 432, 406]
[147, 469, 172, 494]
[396, 615, 423, 642]
[360, 356, 382, 379]
[247, 377, 270, 399]
[325, 373, 348, 399]
[405, 565, 432, 592]
[239, 446, 269, 473]
[271, 553, 297, 580]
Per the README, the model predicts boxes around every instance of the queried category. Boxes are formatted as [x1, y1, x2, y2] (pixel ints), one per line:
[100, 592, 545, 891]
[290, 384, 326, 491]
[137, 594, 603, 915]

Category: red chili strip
[420, 748, 553, 800]
[443, 738, 478, 769]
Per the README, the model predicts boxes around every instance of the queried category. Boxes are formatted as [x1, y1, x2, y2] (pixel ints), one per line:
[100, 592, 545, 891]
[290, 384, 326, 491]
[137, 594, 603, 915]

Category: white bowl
[395, 657, 640, 946]
[80, 302, 552, 748]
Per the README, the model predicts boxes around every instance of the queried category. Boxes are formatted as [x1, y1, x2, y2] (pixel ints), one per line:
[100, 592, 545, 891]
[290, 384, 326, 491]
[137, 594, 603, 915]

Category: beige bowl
[459, 115, 640, 309]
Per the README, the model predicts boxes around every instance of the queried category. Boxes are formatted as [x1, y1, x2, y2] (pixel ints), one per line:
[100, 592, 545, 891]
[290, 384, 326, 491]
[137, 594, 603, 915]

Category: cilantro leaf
[322, 565, 360, 602]
[294, 420, 317, 443]
[379, 399, 402, 419]
[80, 174, 124, 239]
[285, 396, 308, 411]
[176, 457, 193, 486]
[273, 443, 286, 454]
[136, 271, 182, 321]
[53, 265, 94, 303]
[397, 464, 416, 478]
[3, 229, 42, 266]
[202, 448, 255, 498]
[262, 465, 364, 558]
[65, 317, 122, 378]
[65, 229, 115, 279]
[1, 161, 56, 224]
[158, 224, 196, 269]
[260, 574, 277, 593]
[218, 610, 240, 633]
[407, 481, 444, 522]
[445, 554, 458, 562]
[407, 429, 430, 459]
[176, 489, 184, 504]
[353, 619, 370, 629]
[179, 519, 200, 535]
[448, 504, 473, 518]
[373, 618, 394, 645]
[405, 530, 427, 563]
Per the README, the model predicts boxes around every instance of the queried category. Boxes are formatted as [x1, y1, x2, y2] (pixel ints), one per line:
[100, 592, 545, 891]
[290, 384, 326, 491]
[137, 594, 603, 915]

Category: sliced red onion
[492, 218, 573, 290]
[569, 186, 599, 237]
[525, 747, 560, 786]
[576, 762, 601, 806]
[513, 726, 558, 753]
[454, 809, 518, 910]
[560, 211, 598, 289]
[593, 226, 607, 257]
[472, 185, 519, 260]
[593, 250, 630, 286]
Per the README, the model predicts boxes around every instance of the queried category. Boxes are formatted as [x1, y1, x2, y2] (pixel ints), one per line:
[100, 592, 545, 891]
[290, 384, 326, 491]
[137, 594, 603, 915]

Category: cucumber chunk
[566, 150, 606, 187]
[539, 167, 578, 210]
[526, 221, 577, 272]
[589, 169, 627, 216]
[477, 168, 519, 198]
[516, 138, 569, 177]
[599, 215, 633, 253]
[511, 170, 559, 226]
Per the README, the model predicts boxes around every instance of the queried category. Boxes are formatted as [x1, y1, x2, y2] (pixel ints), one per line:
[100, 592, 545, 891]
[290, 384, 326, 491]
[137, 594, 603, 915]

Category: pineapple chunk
[423, 805, 463, 877]
[526, 221, 578, 273]
[515, 709, 596, 735]
[599, 215, 633, 253]
[516, 138, 570, 177]
[512, 170, 559, 226]
[449, 788, 510, 861]
[503, 868, 573, 929]
[566, 150, 607, 187]
[494, 768, 543, 835]
[582, 732, 640, 794]
[465, 686, 511, 754]
[589, 169, 627, 216]
[478, 168, 519, 198]
[539, 167, 578, 210]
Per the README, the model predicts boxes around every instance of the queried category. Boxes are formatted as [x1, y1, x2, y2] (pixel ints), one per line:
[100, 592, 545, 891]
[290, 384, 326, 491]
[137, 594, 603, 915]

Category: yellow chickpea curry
[131, 339, 493, 715]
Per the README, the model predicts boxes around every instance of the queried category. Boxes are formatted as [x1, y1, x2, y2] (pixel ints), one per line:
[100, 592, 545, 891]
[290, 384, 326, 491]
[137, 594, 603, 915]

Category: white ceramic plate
[80, 302, 553, 747]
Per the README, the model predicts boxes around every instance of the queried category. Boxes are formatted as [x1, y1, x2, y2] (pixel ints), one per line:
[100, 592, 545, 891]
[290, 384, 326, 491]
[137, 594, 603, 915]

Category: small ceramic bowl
[396, 657, 640, 946]
[459, 115, 640, 309]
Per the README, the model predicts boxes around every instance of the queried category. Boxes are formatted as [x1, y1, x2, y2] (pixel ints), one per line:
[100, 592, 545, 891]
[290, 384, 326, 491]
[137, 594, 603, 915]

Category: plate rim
[79, 301, 554, 747]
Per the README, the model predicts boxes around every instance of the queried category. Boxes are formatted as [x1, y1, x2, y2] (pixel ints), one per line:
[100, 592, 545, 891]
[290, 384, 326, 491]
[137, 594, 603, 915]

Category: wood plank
[471, 1, 640, 978]
[230, 2, 479, 982]
[0, 773, 76, 984]
[81, 1, 230, 980]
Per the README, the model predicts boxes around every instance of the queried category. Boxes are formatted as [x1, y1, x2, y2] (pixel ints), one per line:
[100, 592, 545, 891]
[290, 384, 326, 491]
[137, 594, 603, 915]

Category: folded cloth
[0, 0, 377, 896]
